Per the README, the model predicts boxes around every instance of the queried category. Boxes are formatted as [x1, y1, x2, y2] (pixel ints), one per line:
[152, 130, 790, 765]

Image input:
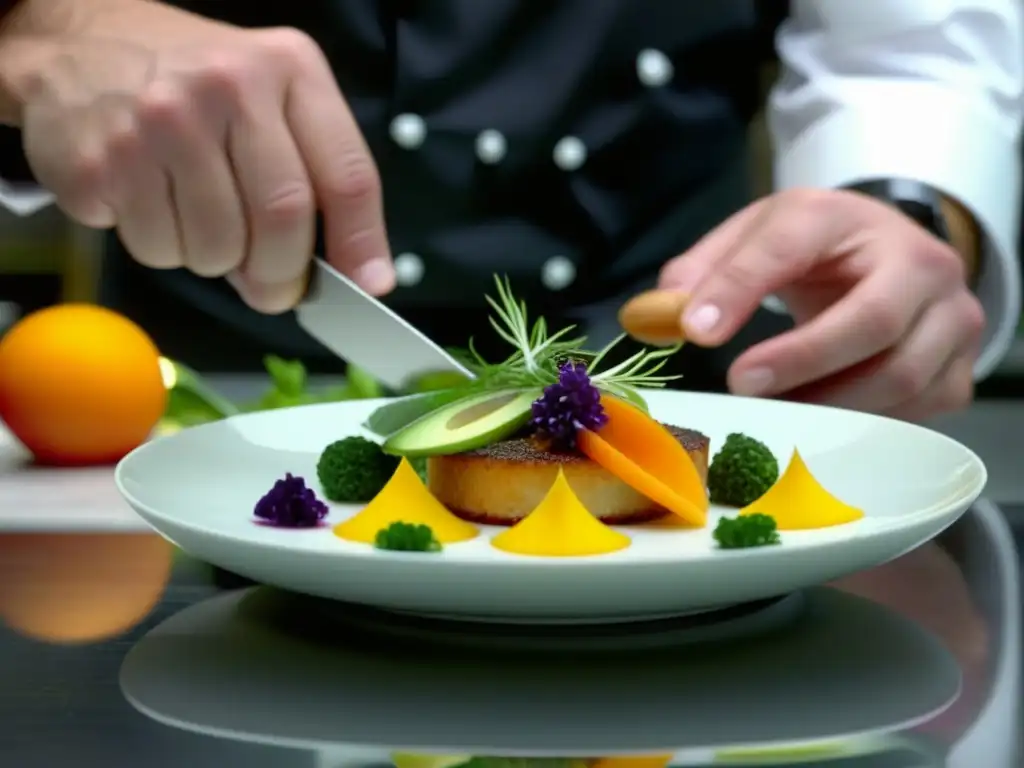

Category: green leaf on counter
[345, 364, 385, 399]
[264, 354, 306, 396]
[161, 358, 241, 431]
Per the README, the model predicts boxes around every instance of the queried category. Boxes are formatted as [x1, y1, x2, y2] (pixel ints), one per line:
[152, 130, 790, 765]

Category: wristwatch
[844, 178, 952, 244]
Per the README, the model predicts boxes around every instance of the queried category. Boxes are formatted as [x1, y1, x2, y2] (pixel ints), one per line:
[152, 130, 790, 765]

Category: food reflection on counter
[0, 533, 172, 644]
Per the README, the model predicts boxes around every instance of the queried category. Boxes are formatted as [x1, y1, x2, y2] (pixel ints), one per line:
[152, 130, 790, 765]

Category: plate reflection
[120, 586, 958, 765]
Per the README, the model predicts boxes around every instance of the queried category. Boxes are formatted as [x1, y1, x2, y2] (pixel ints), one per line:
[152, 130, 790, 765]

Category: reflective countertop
[0, 500, 1020, 767]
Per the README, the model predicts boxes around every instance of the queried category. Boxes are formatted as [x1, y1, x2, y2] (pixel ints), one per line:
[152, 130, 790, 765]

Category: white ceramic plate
[114, 391, 986, 621]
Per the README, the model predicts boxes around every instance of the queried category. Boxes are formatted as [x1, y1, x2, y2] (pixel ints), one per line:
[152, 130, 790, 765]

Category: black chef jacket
[93, 0, 793, 386]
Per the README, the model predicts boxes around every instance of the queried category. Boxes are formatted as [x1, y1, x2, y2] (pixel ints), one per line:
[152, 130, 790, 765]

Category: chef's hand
[19, 3, 394, 312]
[659, 189, 984, 421]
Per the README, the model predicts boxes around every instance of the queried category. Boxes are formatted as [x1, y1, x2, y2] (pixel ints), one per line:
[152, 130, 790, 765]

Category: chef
[0, 0, 1019, 421]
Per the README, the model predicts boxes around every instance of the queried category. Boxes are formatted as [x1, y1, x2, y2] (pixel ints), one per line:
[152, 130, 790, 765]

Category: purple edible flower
[530, 361, 607, 449]
[254, 473, 328, 528]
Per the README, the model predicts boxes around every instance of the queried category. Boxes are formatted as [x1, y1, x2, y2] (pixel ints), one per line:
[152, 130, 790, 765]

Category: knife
[295, 258, 475, 391]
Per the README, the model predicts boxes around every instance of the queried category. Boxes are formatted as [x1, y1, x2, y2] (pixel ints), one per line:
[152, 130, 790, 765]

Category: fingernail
[353, 258, 395, 295]
[732, 367, 774, 397]
[683, 303, 721, 335]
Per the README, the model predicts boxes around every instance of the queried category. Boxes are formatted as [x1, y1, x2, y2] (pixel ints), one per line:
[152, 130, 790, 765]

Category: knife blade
[295, 258, 475, 391]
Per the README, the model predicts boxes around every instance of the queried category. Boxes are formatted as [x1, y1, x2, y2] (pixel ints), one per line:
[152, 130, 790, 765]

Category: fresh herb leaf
[162, 359, 240, 418]
[264, 355, 307, 396]
[345, 364, 384, 399]
[470, 275, 683, 394]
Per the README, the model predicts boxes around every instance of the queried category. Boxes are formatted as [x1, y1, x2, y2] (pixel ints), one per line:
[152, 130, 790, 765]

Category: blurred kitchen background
[2, 48, 1024, 506]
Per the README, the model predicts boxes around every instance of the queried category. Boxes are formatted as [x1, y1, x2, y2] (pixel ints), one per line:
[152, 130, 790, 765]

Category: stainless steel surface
[931, 401, 1024, 507]
[296, 259, 473, 390]
[0, 382, 1021, 766]
[0, 502, 1018, 767]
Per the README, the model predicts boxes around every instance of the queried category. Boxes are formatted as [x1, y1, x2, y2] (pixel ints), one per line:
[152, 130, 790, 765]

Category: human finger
[682, 190, 865, 346]
[658, 199, 767, 294]
[282, 43, 394, 295]
[825, 293, 982, 412]
[22, 101, 117, 229]
[137, 81, 247, 279]
[727, 259, 930, 397]
[102, 103, 183, 269]
[799, 304, 959, 412]
[884, 351, 976, 423]
[228, 101, 315, 312]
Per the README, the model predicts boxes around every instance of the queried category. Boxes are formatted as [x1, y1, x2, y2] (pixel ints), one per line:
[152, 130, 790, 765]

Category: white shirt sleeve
[770, 0, 1024, 379]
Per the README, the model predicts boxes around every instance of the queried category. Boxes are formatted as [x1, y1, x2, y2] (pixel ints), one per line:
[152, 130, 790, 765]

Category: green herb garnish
[713, 513, 781, 549]
[473, 276, 681, 395]
[375, 521, 442, 552]
[366, 276, 683, 435]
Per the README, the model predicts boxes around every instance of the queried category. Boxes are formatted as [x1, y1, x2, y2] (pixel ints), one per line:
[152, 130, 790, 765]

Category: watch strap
[844, 178, 952, 244]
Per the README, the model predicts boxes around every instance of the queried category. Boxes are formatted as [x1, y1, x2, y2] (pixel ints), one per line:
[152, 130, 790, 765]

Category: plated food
[251, 276, 865, 558]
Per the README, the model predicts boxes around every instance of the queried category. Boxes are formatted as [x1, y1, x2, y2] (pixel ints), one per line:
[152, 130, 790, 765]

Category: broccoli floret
[707, 433, 779, 507]
[316, 436, 399, 502]
[713, 513, 780, 549]
[375, 521, 441, 552]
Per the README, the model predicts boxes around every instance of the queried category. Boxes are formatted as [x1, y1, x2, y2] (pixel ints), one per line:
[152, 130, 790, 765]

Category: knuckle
[780, 186, 834, 214]
[69, 149, 106, 193]
[193, 54, 251, 102]
[862, 298, 904, 343]
[106, 122, 141, 158]
[257, 27, 323, 70]
[938, 370, 974, 413]
[886, 359, 929, 401]
[759, 219, 805, 263]
[913, 240, 965, 284]
[960, 294, 986, 339]
[322, 154, 381, 205]
[946, 384, 974, 412]
[258, 182, 315, 228]
[137, 82, 192, 124]
[721, 256, 764, 291]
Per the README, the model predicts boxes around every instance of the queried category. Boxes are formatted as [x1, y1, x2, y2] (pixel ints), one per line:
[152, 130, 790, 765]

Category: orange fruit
[0, 303, 167, 465]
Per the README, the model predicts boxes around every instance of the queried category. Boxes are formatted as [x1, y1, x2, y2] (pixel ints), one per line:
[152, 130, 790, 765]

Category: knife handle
[618, 290, 689, 346]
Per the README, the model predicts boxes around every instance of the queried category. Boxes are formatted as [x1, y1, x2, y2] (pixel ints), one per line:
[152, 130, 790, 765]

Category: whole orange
[0, 304, 167, 465]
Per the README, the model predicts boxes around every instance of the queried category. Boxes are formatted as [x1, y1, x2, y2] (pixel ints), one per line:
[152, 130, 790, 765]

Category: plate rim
[114, 391, 988, 569]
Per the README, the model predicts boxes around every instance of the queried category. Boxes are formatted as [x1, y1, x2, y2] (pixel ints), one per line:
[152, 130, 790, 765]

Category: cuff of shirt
[0, 177, 54, 216]
[772, 82, 1021, 381]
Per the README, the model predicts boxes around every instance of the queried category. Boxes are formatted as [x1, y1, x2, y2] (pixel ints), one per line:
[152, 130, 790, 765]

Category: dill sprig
[465, 275, 683, 394]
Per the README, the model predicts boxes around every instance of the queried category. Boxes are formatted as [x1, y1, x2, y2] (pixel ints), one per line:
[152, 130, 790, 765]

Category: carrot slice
[577, 395, 707, 527]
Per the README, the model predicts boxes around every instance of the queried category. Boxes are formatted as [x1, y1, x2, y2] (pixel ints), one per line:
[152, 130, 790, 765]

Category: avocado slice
[382, 389, 540, 457]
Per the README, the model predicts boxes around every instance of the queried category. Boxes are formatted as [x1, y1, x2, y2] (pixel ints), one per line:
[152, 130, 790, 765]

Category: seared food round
[428, 425, 709, 525]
